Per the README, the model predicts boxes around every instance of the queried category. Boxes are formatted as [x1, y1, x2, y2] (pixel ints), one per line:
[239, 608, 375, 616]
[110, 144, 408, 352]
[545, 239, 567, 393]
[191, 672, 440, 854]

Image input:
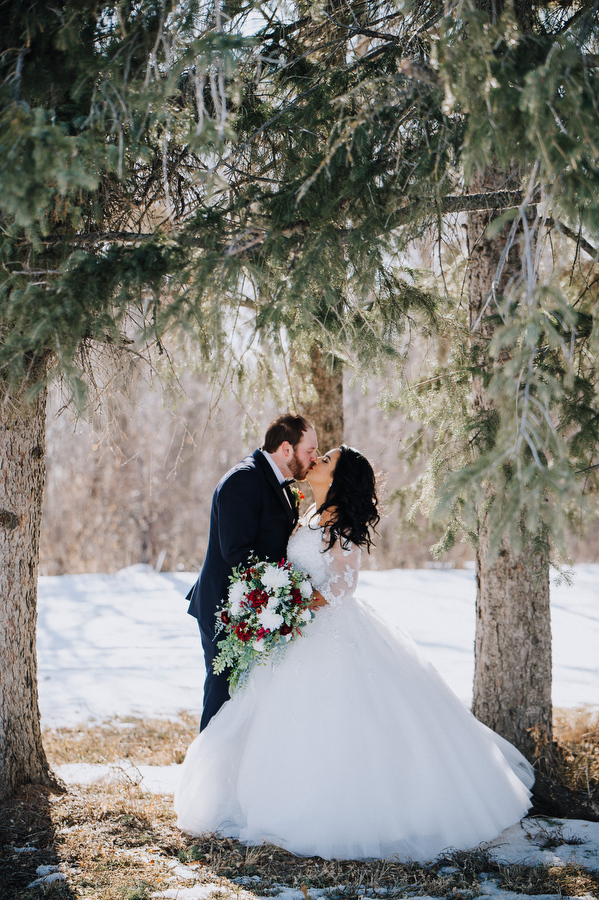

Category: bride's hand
[309, 589, 327, 609]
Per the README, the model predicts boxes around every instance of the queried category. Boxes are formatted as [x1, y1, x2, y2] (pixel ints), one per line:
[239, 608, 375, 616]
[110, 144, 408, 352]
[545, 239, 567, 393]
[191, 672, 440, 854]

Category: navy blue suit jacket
[187, 449, 298, 666]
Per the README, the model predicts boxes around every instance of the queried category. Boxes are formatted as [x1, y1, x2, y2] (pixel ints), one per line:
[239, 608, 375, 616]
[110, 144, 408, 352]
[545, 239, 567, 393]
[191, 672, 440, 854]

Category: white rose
[300, 608, 313, 623]
[257, 609, 284, 632]
[253, 639, 265, 652]
[261, 565, 290, 591]
[299, 579, 312, 598]
[228, 581, 246, 604]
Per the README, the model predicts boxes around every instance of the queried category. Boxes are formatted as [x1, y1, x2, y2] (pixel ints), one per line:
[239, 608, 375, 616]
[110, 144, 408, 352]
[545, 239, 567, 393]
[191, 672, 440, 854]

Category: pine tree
[195, 0, 599, 779]
[4, 0, 599, 807]
[0, 0, 244, 799]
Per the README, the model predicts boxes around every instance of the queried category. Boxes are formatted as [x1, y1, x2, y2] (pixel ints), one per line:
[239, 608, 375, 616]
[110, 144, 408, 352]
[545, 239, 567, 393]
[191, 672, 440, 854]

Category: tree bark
[467, 165, 553, 762]
[0, 380, 59, 800]
[298, 346, 344, 452]
[473, 531, 552, 761]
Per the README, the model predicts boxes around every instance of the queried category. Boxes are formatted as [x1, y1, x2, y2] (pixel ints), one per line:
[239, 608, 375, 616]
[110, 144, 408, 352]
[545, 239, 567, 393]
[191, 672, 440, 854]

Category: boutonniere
[289, 485, 304, 507]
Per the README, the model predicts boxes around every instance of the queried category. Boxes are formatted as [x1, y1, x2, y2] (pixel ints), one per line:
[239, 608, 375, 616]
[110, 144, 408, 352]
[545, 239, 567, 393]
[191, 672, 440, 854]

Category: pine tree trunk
[0, 379, 59, 800]
[467, 165, 552, 761]
[473, 531, 552, 761]
[298, 346, 344, 451]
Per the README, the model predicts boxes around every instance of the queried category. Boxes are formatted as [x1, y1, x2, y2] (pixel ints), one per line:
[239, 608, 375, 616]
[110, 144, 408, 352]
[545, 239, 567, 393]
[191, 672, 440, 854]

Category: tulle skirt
[175, 597, 534, 861]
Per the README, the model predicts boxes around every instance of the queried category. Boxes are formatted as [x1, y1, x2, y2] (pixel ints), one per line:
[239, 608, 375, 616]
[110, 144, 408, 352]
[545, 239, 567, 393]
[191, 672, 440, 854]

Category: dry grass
[1, 709, 598, 900]
[42, 714, 199, 767]
[5, 782, 599, 900]
[553, 707, 599, 800]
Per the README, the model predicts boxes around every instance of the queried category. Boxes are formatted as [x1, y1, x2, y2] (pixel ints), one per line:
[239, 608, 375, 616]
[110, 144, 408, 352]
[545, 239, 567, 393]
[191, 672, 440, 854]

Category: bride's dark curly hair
[317, 445, 380, 552]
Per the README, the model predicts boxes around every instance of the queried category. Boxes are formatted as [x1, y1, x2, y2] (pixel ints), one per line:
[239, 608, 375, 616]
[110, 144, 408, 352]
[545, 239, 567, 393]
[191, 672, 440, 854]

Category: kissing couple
[176, 413, 534, 862]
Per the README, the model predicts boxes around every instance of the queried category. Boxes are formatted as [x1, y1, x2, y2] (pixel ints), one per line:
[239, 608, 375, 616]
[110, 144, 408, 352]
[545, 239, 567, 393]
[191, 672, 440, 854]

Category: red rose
[234, 623, 253, 642]
[279, 623, 292, 636]
[290, 588, 302, 604]
[220, 611, 231, 625]
[248, 589, 268, 609]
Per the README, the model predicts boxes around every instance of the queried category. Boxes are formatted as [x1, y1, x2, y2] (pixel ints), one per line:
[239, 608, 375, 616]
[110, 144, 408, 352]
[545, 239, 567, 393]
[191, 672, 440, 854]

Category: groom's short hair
[263, 414, 313, 452]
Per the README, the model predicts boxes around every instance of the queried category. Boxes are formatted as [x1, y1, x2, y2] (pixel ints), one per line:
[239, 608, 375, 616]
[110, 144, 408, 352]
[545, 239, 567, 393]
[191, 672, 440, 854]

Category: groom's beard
[288, 451, 310, 481]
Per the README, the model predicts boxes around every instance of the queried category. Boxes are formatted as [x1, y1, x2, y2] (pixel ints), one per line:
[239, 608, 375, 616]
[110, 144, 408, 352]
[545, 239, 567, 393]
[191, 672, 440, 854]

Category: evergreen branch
[261, 16, 311, 42]
[224, 223, 309, 256]
[577, 0, 599, 50]
[576, 461, 599, 473]
[326, 22, 401, 45]
[323, 10, 444, 72]
[545, 219, 598, 259]
[33, 232, 161, 246]
[440, 189, 540, 213]
[32, 190, 545, 252]
[408, 10, 446, 41]
[555, 2, 598, 37]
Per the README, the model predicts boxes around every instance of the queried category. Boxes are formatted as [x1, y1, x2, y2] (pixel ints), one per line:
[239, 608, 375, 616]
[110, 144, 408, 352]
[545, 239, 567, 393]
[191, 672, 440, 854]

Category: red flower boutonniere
[290, 485, 304, 507]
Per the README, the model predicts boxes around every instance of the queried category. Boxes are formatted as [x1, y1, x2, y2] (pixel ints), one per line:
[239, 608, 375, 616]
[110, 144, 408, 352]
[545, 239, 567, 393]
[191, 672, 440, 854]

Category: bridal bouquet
[213, 556, 314, 690]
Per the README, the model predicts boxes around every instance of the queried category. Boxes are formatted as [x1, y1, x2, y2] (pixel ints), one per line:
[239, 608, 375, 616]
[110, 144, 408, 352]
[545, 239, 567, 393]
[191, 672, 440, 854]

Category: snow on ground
[37, 563, 599, 728]
[486, 818, 599, 870]
[37, 564, 599, 894]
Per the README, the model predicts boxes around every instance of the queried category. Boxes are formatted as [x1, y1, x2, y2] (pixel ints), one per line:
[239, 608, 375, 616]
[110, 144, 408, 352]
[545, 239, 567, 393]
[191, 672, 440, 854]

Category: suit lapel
[253, 449, 296, 526]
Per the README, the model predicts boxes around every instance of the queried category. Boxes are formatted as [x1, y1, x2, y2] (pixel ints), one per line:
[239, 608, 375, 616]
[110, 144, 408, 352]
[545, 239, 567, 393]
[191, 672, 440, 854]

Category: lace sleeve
[319, 536, 361, 607]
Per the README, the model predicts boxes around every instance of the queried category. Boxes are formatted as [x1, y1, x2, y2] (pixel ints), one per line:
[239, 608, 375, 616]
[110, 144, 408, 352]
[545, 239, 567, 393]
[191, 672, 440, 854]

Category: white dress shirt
[261, 449, 288, 484]
[261, 450, 293, 506]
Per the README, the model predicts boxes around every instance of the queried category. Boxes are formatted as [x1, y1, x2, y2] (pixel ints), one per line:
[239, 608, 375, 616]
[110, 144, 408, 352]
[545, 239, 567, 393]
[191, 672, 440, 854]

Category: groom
[187, 413, 318, 731]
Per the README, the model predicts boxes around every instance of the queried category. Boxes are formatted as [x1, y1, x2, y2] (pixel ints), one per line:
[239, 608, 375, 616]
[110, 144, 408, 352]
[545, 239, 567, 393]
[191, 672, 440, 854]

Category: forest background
[40, 358, 599, 578]
[4, 0, 599, 809]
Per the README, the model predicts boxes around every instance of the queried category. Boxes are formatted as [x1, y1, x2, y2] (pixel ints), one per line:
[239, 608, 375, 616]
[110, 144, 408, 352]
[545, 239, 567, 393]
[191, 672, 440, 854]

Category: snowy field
[35, 564, 599, 895]
[38, 563, 599, 727]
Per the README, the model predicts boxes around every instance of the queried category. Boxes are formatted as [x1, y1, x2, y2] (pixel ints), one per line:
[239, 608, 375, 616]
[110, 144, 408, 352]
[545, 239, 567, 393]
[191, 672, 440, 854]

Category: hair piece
[262, 413, 313, 453]
[317, 445, 380, 552]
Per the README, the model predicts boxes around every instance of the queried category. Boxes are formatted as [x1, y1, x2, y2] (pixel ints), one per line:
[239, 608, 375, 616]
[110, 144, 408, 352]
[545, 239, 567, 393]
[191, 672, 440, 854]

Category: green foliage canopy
[0, 0, 245, 394]
[3, 0, 599, 552]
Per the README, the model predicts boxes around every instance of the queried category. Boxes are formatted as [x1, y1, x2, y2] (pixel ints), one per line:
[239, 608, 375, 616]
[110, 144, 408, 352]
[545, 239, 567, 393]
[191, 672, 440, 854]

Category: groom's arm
[217, 469, 263, 568]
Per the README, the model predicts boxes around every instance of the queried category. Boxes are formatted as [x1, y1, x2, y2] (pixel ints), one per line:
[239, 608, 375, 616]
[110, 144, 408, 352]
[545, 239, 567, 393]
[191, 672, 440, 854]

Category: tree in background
[426, 3, 599, 779]
[193, 0, 599, 791]
[0, 0, 244, 800]
[4, 0, 599, 814]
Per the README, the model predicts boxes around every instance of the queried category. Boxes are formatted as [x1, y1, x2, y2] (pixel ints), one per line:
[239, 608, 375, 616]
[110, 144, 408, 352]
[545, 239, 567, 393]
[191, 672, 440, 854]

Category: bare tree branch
[545, 218, 598, 259]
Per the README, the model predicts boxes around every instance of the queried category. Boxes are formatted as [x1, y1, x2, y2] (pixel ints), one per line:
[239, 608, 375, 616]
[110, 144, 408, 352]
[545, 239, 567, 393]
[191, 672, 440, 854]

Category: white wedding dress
[175, 514, 534, 861]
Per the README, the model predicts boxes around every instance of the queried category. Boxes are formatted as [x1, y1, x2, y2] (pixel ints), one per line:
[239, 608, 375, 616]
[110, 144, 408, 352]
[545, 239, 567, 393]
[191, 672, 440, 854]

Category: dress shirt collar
[261, 449, 288, 485]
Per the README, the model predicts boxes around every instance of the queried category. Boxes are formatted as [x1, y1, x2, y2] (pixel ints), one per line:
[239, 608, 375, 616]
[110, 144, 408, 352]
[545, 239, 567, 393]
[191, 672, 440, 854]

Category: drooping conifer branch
[36, 190, 546, 250]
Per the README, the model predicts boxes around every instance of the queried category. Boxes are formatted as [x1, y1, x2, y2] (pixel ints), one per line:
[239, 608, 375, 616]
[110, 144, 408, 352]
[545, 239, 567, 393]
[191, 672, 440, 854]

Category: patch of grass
[2, 711, 596, 899]
[2, 779, 599, 900]
[121, 881, 155, 900]
[497, 862, 599, 896]
[42, 713, 199, 767]
[553, 706, 599, 800]
[525, 820, 585, 850]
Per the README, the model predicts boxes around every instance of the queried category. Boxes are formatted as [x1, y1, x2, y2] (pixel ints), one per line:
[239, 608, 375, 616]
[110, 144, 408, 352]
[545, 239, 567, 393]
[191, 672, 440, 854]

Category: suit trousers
[198, 623, 230, 731]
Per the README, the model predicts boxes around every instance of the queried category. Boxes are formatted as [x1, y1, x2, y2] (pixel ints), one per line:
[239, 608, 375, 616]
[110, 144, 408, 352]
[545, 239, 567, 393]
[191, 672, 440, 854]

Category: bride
[175, 446, 534, 861]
